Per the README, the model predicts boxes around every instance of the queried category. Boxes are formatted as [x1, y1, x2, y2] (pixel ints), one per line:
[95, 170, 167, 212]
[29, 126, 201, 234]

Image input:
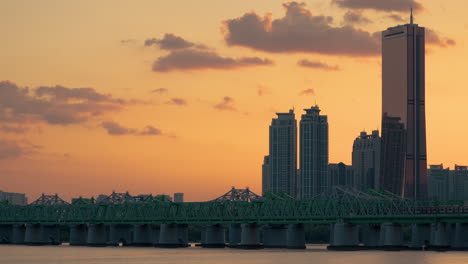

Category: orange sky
[1, 0, 467, 202]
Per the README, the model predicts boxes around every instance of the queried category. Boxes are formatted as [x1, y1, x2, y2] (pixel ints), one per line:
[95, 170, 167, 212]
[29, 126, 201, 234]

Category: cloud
[426, 29, 456, 47]
[0, 139, 40, 160]
[333, 0, 424, 12]
[152, 49, 273, 72]
[140, 126, 162, 135]
[101, 121, 162, 136]
[151, 88, 168, 94]
[343, 10, 372, 25]
[387, 14, 406, 22]
[223, 2, 379, 56]
[214, 96, 237, 111]
[297, 59, 340, 71]
[0, 125, 29, 134]
[166, 98, 187, 106]
[120, 39, 136, 45]
[144, 33, 207, 50]
[299, 89, 315, 96]
[0, 81, 133, 125]
[257, 84, 271, 96]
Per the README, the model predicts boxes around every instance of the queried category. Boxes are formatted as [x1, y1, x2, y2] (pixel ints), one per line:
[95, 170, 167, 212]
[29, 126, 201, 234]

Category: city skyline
[1, 0, 466, 201]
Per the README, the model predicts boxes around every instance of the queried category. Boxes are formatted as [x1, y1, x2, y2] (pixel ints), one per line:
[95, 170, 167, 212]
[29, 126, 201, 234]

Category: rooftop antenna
[410, 7, 414, 24]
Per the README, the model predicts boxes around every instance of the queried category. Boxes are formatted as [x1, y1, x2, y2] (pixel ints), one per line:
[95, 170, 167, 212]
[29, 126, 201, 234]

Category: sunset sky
[1, 0, 467, 202]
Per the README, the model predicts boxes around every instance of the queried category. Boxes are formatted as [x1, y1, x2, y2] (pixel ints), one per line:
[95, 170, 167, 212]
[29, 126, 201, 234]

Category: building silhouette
[328, 162, 353, 189]
[174, 193, 184, 203]
[428, 164, 468, 201]
[299, 105, 328, 198]
[262, 156, 271, 196]
[0, 191, 27, 205]
[352, 130, 381, 190]
[380, 18, 428, 199]
[262, 109, 297, 197]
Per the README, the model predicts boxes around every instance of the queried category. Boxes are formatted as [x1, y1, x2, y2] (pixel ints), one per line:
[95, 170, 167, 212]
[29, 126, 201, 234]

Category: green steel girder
[1, 198, 468, 225]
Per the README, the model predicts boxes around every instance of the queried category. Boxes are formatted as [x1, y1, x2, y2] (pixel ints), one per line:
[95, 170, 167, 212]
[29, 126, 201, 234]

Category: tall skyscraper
[380, 14, 428, 199]
[352, 130, 381, 190]
[263, 109, 297, 197]
[299, 105, 328, 198]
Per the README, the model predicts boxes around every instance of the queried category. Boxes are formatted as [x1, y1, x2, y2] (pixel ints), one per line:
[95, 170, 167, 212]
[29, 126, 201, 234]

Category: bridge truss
[1, 187, 467, 225]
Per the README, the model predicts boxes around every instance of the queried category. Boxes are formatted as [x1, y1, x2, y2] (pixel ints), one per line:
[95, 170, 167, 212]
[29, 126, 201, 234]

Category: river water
[1, 244, 467, 264]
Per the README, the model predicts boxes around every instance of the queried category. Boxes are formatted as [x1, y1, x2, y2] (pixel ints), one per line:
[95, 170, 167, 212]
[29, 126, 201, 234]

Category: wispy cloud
[101, 121, 162, 136]
[152, 49, 273, 72]
[299, 89, 315, 96]
[214, 96, 237, 111]
[298, 59, 340, 71]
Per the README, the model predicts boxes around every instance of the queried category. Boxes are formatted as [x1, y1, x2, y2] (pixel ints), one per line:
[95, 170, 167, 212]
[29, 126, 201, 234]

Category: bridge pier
[0, 225, 12, 244]
[24, 224, 60, 245]
[24, 224, 42, 245]
[328, 223, 360, 250]
[239, 223, 262, 249]
[12, 224, 25, 244]
[228, 224, 241, 248]
[69, 224, 88, 246]
[429, 222, 450, 251]
[380, 223, 405, 250]
[451, 223, 468, 250]
[409, 223, 430, 250]
[87, 224, 107, 247]
[132, 224, 153, 247]
[159, 224, 186, 248]
[202, 224, 225, 248]
[151, 224, 160, 246]
[177, 224, 190, 247]
[287, 224, 306, 249]
[108, 224, 133, 246]
[362, 224, 381, 249]
[262, 224, 287, 248]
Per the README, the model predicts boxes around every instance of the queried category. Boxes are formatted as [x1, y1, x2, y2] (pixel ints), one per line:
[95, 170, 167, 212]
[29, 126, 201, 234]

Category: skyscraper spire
[410, 8, 414, 24]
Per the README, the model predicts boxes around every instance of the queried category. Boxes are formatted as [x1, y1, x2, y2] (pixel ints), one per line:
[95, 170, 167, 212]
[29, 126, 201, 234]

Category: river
[1, 244, 467, 264]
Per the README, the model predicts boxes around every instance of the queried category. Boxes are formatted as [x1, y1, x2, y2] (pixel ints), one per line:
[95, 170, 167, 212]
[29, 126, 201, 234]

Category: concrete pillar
[87, 223, 107, 247]
[177, 224, 189, 247]
[328, 223, 360, 250]
[108, 224, 132, 246]
[239, 223, 262, 249]
[380, 223, 405, 250]
[452, 223, 468, 250]
[69, 224, 87, 246]
[159, 224, 181, 248]
[41, 225, 61, 245]
[262, 224, 287, 248]
[24, 224, 44, 245]
[198, 226, 206, 246]
[362, 224, 381, 249]
[287, 224, 306, 249]
[202, 224, 225, 248]
[12, 224, 25, 244]
[132, 224, 152, 247]
[430, 222, 450, 251]
[152, 225, 160, 246]
[409, 223, 430, 250]
[228, 224, 241, 248]
[0, 225, 13, 244]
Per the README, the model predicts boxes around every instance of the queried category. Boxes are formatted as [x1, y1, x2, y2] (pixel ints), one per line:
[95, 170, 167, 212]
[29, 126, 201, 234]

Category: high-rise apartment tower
[263, 109, 297, 197]
[299, 105, 328, 199]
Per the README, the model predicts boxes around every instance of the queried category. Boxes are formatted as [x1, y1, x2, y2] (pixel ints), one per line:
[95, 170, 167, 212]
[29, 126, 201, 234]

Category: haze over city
[1, 0, 466, 202]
